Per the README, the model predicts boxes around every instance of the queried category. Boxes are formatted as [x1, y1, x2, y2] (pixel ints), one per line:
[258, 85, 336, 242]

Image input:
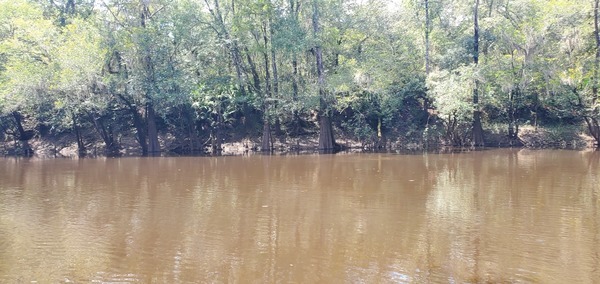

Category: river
[1, 149, 599, 283]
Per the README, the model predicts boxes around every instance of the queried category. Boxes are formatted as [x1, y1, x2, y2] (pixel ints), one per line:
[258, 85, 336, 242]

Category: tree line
[0, 0, 599, 156]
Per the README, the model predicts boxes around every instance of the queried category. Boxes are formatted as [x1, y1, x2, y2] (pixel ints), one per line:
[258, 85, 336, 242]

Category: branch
[101, 0, 127, 29]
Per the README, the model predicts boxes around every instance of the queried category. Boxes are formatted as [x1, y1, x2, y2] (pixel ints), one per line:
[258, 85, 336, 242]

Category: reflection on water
[0, 149, 599, 282]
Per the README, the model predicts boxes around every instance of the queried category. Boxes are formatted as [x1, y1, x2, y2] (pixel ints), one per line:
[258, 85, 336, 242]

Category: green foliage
[51, 18, 107, 126]
[0, 0, 57, 115]
[428, 65, 476, 123]
[1, 0, 599, 153]
[191, 79, 249, 128]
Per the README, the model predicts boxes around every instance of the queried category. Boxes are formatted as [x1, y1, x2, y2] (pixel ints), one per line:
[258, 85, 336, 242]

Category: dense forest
[0, 0, 599, 156]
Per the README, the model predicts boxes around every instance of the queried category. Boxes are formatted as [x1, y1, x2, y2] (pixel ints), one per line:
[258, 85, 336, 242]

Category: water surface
[1, 149, 599, 283]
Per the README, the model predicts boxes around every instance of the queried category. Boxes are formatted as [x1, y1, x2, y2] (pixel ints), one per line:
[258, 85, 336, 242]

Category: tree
[313, 0, 336, 150]
[472, 0, 484, 146]
[0, 0, 58, 155]
[51, 19, 108, 155]
[587, 0, 600, 146]
[428, 65, 477, 145]
[102, 0, 192, 155]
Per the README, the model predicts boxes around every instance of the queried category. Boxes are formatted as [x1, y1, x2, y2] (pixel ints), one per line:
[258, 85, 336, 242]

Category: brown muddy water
[0, 149, 599, 283]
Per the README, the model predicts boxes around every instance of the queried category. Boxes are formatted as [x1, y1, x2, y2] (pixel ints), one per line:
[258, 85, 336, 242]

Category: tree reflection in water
[0, 149, 598, 282]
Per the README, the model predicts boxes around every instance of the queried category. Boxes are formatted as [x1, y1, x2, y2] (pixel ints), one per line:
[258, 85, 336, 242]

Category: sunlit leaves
[427, 64, 476, 123]
[0, 0, 57, 113]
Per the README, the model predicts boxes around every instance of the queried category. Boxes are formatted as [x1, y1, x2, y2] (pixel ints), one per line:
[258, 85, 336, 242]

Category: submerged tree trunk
[313, 0, 336, 151]
[472, 0, 484, 147]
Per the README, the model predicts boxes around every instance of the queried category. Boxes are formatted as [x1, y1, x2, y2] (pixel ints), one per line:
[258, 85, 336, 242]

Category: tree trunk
[211, 105, 223, 154]
[290, 0, 302, 137]
[147, 103, 160, 154]
[261, 120, 272, 151]
[72, 115, 86, 156]
[206, 0, 247, 96]
[585, 117, 600, 148]
[12, 112, 29, 141]
[291, 56, 301, 136]
[245, 46, 261, 93]
[423, 0, 433, 113]
[11, 112, 33, 156]
[318, 115, 335, 150]
[507, 88, 519, 139]
[589, 0, 600, 148]
[90, 113, 119, 156]
[117, 94, 148, 155]
[260, 21, 273, 151]
[134, 109, 148, 155]
[269, 15, 284, 142]
[472, 0, 484, 147]
[313, 0, 336, 150]
[269, 17, 279, 99]
[595, 0, 600, 102]
[425, 0, 431, 75]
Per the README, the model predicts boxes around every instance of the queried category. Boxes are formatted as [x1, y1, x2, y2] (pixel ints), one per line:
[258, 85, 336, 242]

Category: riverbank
[0, 124, 596, 157]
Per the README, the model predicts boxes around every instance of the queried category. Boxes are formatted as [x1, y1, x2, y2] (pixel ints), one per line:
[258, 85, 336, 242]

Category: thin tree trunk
[423, 0, 433, 113]
[269, 18, 279, 98]
[312, 0, 336, 151]
[206, 0, 247, 96]
[425, 0, 431, 75]
[245, 46, 261, 93]
[594, 0, 600, 105]
[260, 21, 273, 151]
[291, 56, 301, 136]
[117, 94, 148, 155]
[90, 112, 119, 156]
[589, 0, 600, 147]
[72, 114, 86, 156]
[290, 0, 301, 136]
[231, 42, 247, 96]
[508, 89, 516, 139]
[147, 103, 160, 154]
[212, 103, 223, 153]
[134, 109, 148, 155]
[261, 120, 272, 151]
[472, 0, 484, 147]
[269, 15, 284, 142]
